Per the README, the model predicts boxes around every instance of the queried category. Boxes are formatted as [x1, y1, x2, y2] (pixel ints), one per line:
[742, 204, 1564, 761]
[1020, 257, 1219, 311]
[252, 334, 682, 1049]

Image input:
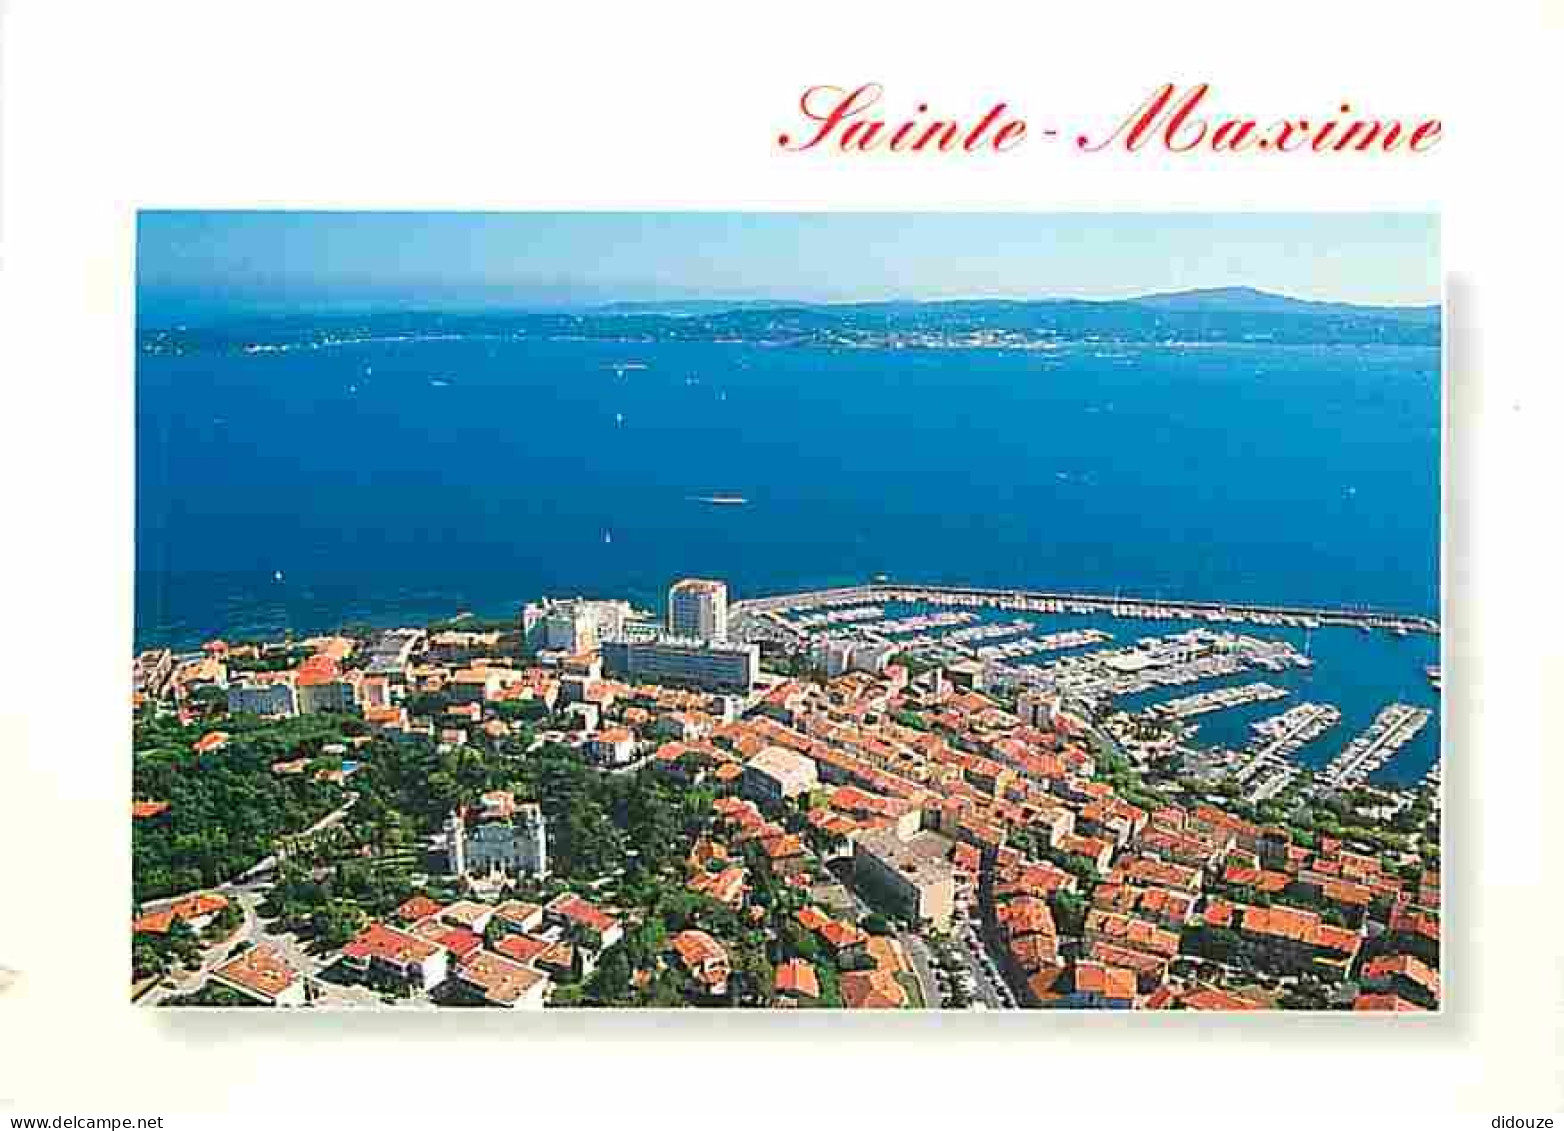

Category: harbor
[732, 580, 1440, 789]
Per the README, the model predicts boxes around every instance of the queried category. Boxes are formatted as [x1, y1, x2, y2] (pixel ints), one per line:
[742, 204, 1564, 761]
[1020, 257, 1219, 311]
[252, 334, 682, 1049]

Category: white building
[341, 923, 449, 992]
[297, 676, 358, 715]
[853, 827, 957, 932]
[741, 745, 820, 806]
[454, 951, 550, 1009]
[601, 636, 758, 693]
[815, 637, 898, 679]
[668, 578, 728, 644]
[446, 791, 549, 880]
[587, 726, 637, 767]
[522, 597, 633, 654]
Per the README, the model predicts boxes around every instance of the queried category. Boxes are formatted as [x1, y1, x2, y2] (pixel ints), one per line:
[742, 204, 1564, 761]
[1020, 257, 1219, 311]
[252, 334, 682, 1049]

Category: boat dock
[1226, 703, 1342, 803]
[1249, 702, 1342, 754]
[1148, 681, 1289, 720]
[973, 628, 1113, 661]
[787, 605, 884, 630]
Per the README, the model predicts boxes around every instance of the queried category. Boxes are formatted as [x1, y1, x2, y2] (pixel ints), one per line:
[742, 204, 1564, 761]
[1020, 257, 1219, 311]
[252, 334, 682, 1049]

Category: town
[131, 576, 1441, 1011]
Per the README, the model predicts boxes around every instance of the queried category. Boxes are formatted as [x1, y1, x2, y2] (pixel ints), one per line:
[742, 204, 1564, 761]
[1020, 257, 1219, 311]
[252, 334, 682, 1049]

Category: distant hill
[1125, 286, 1439, 323]
[595, 298, 803, 317]
[598, 287, 1438, 321]
[140, 287, 1441, 355]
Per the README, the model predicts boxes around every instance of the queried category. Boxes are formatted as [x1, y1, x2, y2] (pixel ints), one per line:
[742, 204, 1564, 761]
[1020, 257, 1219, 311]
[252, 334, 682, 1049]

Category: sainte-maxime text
[777, 83, 1442, 155]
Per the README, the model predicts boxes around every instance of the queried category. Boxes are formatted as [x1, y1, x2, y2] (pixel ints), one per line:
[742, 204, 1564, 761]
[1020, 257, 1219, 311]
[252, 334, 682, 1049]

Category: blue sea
[135, 335, 1440, 783]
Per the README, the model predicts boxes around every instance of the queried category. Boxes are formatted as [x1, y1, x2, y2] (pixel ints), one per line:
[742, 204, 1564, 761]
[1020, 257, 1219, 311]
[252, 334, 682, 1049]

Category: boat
[693, 495, 747, 506]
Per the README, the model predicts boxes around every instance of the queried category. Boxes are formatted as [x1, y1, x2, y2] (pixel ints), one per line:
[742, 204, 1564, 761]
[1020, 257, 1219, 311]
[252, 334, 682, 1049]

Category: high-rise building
[667, 578, 728, 644]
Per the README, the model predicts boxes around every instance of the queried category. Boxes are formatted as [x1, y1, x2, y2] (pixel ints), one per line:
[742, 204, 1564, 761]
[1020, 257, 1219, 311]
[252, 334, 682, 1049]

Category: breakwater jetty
[733, 582, 1439, 640]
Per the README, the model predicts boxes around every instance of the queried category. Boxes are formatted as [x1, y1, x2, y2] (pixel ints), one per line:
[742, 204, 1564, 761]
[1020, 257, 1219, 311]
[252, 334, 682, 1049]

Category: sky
[137, 212, 1440, 320]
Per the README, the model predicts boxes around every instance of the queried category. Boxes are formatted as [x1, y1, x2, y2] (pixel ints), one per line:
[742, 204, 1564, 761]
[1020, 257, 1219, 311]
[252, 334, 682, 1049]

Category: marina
[731, 581, 1439, 787]
[1147, 681, 1290, 720]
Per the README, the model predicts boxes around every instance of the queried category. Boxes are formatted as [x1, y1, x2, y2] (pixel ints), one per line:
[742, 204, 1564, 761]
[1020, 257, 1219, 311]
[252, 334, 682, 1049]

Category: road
[138, 885, 265, 1006]
[827, 862, 941, 1009]
[135, 791, 361, 1007]
[237, 792, 359, 882]
[898, 933, 942, 1010]
[967, 865, 1021, 1009]
[139, 880, 385, 1008]
[948, 918, 1007, 1009]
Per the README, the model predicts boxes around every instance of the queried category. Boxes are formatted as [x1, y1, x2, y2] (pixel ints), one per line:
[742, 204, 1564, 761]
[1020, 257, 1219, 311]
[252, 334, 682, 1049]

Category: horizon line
[137, 283, 1443, 317]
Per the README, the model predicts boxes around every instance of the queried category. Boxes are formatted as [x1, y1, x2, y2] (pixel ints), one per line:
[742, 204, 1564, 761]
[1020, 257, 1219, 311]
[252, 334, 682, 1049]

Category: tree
[585, 947, 633, 1005]
[861, 913, 893, 937]
[312, 902, 364, 950]
[133, 937, 169, 979]
[1052, 890, 1089, 936]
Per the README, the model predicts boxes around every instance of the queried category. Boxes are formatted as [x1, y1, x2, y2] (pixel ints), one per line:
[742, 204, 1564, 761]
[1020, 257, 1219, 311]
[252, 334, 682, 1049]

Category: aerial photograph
[131, 212, 1441, 1012]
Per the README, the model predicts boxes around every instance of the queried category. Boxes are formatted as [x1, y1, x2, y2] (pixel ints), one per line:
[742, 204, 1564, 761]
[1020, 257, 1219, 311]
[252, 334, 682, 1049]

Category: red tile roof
[1074, 961, 1136, 1001]
[343, 922, 442, 968]
[133, 892, 230, 935]
[1354, 992, 1425, 1012]
[1363, 952, 1441, 997]
[839, 968, 907, 1009]
[394, 896, 443, 924]
[1180, 987, 1265, 1011]
[212, 944, 297, 1003]
[457, 950, 548, 1005]
[546, 893, 619, 936]
[494, 934, 552, 966]
[775, 958, 821, 999]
